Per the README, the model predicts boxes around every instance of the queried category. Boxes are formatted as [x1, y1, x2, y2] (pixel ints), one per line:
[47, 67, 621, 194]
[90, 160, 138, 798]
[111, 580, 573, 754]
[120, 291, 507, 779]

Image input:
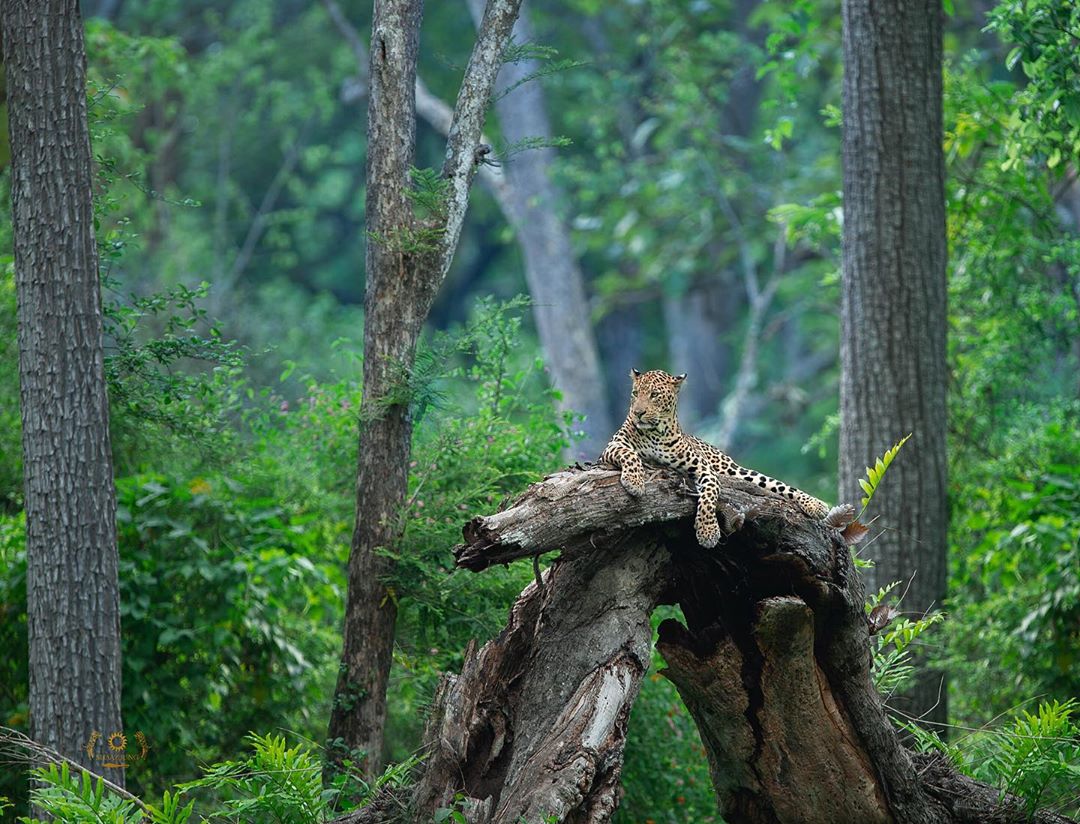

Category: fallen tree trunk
[341, 465, 1075, 824]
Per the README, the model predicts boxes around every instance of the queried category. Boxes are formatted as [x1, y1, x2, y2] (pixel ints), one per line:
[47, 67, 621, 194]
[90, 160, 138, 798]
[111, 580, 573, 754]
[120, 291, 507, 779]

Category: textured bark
[335, 466, 1074, 824]
[325, 0, 525, 780]
[325, 0, 425, 778]
[3, 0, 125, 786]
[839, 0, 949, 725]
[413, 537, 668, 823]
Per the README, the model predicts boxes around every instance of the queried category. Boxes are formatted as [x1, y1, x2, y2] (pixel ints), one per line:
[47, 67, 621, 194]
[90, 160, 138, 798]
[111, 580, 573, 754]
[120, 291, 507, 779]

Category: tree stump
[345, 465, 1076, 824]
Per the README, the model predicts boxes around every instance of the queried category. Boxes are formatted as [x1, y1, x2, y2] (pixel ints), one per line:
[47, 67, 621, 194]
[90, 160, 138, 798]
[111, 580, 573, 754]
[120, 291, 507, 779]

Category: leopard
[600, 368, 831, 549]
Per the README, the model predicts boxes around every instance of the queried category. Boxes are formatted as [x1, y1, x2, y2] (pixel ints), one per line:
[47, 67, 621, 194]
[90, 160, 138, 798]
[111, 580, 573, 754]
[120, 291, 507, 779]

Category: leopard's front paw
[620, 468, 646, 498]
[695, 514, 721, 549]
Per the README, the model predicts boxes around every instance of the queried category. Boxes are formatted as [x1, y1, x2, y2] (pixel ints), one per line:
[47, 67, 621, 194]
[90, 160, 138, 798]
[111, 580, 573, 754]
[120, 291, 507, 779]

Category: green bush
[943, 411, 1080, 724]
[0, 474, 344, 805]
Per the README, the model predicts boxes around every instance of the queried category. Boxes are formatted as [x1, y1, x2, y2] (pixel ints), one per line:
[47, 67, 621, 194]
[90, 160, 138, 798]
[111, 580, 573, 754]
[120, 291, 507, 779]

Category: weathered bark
[324, 0, 425, 778]
[413, 536, 668, 822]
[342, 466, 1074, 824]
[3, 0, 125, 787]
[839, 0, 949, 725]
[325, 0, 526, 779]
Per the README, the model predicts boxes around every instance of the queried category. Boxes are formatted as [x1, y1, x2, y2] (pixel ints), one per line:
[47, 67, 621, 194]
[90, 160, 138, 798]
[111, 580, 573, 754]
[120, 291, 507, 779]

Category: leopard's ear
[673, 372, 687, 384]
[630, 368, 642, 381]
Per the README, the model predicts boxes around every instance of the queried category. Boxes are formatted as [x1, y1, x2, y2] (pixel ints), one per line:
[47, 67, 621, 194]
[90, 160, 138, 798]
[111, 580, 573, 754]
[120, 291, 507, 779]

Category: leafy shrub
[0, 475, 343, 806]
[115, 474, 343, 793]
[19, 734, 415, 823]
[905, 699, 1080, 819]
[942, 412, 1080, 724]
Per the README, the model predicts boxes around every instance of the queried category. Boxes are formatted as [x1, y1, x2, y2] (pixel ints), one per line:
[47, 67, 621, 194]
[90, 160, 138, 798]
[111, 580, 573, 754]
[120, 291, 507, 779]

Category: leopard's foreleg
[694, 472, 722, 548]
[601, 433, 647, 497]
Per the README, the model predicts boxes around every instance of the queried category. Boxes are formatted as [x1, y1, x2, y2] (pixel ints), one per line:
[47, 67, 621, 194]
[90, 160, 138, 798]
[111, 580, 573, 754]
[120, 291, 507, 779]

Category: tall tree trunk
[324, 0, 426, 779]
[596, 302, 642, 423]
[2, 0, 124, 786]
[325, 0, 526, 781]
[839, 0, 949, 726]
[480, 0, 613, 458]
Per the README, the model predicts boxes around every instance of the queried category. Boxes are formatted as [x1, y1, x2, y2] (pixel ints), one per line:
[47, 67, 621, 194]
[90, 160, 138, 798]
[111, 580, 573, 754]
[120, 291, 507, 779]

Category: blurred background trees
[0, 0, 1077, 820]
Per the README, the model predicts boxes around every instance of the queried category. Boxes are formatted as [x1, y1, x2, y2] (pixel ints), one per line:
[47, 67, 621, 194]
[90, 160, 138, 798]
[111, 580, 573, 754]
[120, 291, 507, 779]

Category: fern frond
[858, 434, 912, 516]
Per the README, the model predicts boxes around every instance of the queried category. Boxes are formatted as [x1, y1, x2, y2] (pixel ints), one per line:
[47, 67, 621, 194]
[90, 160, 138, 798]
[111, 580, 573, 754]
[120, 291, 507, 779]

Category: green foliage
[903, 700, 1080, 819]
[867, 580, 945, 698]
[115, 474, 342, 791]
[941, 413, 1080, 723]
[0, 261, 21, 511]
[407, 167, 451, 224]
[19, 763, 144, 824]
[495, 39, 586, 104]
[20, 735, 418, 823]
[986, 1, 1080, 173]
[983, 700, 1080, 816]
[933, 0, 1080, 754]
[178, 733, 328, 822]
[103, 279, 245, 473]
[0, 478, 344, 805]
[857, 434, 911, 515]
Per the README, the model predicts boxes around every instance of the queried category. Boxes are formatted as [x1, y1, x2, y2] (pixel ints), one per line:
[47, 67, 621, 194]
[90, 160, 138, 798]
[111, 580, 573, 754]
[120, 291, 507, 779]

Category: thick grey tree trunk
[325, 0, 526, 780]
[839, 0, 949, 726]
[335, 466, 1071, 824]
[2, 0, 125, 786]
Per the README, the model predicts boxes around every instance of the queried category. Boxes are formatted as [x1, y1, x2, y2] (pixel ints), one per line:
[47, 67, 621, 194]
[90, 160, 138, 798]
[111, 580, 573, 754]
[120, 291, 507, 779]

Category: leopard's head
[627, 369, 686, 434]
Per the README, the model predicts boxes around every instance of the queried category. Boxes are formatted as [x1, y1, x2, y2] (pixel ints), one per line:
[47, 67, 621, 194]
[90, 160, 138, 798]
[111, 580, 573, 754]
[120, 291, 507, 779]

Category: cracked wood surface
[339, 465, 1075, 824]
[455, 464, 825, 571]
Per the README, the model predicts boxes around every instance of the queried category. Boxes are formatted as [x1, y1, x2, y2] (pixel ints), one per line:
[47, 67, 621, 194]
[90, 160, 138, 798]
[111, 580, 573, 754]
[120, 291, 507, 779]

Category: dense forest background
[0, 0, 1078, 820]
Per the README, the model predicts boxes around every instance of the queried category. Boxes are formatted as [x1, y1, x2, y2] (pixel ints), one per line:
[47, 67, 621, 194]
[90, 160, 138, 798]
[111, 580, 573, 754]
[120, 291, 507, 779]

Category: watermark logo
[85, 730, 150, 769]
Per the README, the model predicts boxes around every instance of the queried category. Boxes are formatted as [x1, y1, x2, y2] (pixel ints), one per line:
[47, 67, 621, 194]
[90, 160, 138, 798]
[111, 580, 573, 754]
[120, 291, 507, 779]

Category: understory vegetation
[1, 0, 1078, 821]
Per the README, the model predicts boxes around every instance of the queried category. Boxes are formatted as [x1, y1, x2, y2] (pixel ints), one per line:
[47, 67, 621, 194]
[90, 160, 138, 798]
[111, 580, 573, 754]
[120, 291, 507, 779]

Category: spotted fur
[601, 369, 831, 548]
